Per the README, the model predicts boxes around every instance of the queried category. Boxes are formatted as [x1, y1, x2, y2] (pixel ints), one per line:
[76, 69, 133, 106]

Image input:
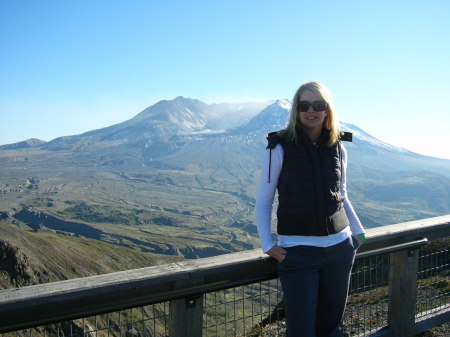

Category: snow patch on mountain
[276, 99, 292, 111]
[168, 107, 207, 132]
[205, 101, 274, 131]
[233, 99, 291, 135]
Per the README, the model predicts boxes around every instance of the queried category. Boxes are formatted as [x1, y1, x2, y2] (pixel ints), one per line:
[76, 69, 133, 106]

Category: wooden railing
[0, 215, 449, 337]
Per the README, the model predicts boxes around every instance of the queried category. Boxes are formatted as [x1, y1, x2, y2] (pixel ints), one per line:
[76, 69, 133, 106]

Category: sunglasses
[297, 100, 328, 112]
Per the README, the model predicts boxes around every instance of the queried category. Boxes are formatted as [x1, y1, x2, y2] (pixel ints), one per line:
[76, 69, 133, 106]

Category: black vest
[267, 128, 351, 236]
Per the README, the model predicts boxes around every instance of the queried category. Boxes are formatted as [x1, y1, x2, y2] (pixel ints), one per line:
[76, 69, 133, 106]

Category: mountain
[0, 138, 46, 151]
[38, 97, 270, 150]
[1, 97, 450, 261]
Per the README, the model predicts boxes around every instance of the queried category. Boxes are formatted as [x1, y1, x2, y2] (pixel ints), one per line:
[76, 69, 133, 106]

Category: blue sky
[1, 0, 450, 159]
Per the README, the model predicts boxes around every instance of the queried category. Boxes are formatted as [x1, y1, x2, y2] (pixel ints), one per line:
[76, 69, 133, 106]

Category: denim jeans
[277, 237, 358, 337]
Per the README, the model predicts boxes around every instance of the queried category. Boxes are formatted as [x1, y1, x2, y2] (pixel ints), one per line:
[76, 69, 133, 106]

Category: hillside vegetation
[0, 221, 177, 289]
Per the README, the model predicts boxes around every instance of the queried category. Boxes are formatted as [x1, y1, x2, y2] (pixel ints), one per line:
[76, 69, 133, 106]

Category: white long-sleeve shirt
[255, 143, 365, 253]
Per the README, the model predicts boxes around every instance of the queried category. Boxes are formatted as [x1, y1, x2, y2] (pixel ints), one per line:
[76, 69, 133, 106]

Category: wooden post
[388, 248, 419, 337]
[169, 295, 204, 337]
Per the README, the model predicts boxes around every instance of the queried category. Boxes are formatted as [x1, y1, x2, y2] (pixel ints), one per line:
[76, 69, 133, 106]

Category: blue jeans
[277, 237, 358, 337]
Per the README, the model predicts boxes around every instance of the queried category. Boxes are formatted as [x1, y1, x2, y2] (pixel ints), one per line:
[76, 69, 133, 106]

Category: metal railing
[0, 215, 449, 337]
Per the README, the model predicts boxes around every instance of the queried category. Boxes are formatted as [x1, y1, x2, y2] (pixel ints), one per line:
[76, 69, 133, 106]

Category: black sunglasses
[297, 100, 328, 112]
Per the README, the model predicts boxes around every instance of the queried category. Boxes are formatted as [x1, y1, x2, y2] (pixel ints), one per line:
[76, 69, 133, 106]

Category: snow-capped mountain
[36, 97, 271, 151]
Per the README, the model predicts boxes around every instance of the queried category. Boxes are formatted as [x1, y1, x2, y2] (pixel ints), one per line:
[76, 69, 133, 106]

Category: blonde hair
[284, 81, 340, 147]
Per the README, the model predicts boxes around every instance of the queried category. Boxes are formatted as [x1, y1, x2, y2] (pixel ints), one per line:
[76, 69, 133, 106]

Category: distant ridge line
[0, 138, 46, 150]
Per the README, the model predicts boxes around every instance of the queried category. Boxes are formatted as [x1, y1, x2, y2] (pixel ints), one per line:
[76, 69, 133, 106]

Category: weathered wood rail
[0, 215, 449, 336]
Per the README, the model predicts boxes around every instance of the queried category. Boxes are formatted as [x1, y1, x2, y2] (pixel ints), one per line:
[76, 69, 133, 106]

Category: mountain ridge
[0, 138, 47, 150]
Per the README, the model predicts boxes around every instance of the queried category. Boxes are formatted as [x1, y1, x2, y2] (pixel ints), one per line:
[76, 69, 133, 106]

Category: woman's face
[298, 90, 328, 132]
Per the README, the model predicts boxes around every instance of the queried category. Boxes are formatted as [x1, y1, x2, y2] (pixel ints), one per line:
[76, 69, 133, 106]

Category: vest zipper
[317, 144, 330, 235]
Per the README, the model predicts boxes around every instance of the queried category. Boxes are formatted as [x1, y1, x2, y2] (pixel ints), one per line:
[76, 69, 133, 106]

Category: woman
[255, 81, 366, 337]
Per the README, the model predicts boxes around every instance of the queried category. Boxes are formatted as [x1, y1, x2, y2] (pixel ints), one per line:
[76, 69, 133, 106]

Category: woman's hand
[266, 246, 287, 263]
[354, 233, 366, 249]
[354, 235, 364, 247]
